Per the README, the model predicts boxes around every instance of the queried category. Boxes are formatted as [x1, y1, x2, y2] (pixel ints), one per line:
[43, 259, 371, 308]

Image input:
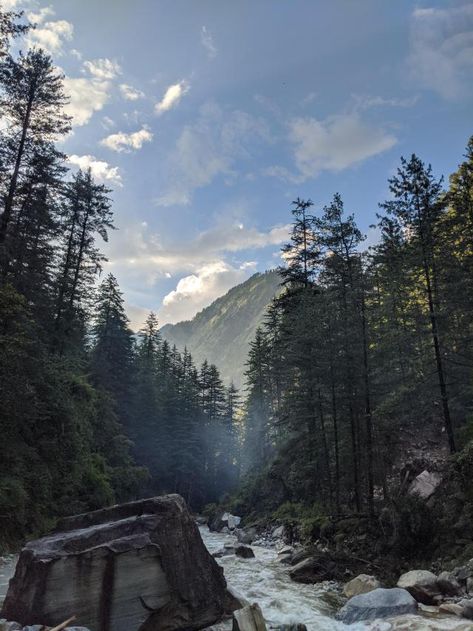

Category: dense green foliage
[240, 141, 473, 522]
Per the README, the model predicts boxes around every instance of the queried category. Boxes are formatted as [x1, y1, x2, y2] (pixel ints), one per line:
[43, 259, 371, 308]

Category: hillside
[160, 270, 280, 388]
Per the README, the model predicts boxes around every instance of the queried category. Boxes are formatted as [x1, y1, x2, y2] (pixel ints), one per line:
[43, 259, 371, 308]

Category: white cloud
[409, 5, 473, 100]
[26, 7, 54, 24]
[2, 0, 23, 8]
[201, 26, 217, 59]
[155, 80, 190, 115]
[68, 154, 122, 186]
[120, 83, 145, 101]
[104, 217, 288, 325]
[26, 17, 73, 55]
[155, 103, 269, 206]
[63, 77, 111, 127]
[288, 114, 397, 179]
[101, 126, 153, 152]
[159, 261, 251, 324]
[83, 58, 121, 80]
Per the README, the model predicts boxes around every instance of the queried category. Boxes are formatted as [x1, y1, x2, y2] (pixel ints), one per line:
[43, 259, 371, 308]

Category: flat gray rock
[337, 587, 418, 624]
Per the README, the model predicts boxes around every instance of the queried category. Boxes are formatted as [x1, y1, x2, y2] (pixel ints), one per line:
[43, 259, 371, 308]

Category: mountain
[160, 270, 280, 388]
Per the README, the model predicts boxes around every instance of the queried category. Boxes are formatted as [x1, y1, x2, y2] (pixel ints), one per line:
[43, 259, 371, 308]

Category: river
[199, 527, 472, 631]
[0, 530, 471, 630]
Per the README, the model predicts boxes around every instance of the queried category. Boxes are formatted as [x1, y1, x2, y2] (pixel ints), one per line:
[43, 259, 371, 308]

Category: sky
[5, 0, 473, 329]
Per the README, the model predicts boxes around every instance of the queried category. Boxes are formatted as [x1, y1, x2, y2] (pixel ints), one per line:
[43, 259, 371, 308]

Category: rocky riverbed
[199, 526, 473, 631]
[1, 526, 472, 631]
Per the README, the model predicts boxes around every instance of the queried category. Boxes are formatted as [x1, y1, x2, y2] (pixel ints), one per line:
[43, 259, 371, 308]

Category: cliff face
[161, 270, 280, 388]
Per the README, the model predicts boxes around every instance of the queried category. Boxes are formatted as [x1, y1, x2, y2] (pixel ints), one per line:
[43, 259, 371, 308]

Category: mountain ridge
[160, 270, 280, 388]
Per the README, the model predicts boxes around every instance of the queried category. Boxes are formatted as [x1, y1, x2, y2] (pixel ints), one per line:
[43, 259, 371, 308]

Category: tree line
[0, 8, 238, 547]
[241, 140, 473, 517]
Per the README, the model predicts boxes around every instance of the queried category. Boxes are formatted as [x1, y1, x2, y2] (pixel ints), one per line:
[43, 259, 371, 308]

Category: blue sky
[8, 0, 473, 327]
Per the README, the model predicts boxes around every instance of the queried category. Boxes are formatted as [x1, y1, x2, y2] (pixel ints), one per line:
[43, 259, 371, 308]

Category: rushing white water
[199, 527, 472, 631]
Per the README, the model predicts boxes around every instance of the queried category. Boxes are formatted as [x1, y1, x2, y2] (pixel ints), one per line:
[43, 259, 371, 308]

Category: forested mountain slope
[161, 270, 280, 388]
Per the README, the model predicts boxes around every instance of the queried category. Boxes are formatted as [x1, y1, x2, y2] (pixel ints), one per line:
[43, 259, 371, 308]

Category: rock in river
[336, 587, 418, 624]
[1, 495, 239, 631]
[397, 569, 441, 605]
[343, 574, 381, 598]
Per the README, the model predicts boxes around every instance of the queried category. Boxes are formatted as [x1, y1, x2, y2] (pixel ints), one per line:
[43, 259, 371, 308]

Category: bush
[271, 501, 328, 540]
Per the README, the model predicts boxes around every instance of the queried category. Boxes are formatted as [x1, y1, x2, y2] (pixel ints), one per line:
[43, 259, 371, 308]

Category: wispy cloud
[155, 103, 269, 206]
[351, 94, 419, 111]
[101, 127, 153, 152]
[120, 83, 145, 101]
[155, 80, 190, 115]
[408, 4, 473, 100]
[201, 26, 217, 59]
[68, 154, 122, 186]
[83, 58, 121, 80]
[264, 113, 396, 183]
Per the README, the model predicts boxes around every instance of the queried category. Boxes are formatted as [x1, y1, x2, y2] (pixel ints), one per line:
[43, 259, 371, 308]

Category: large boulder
[1, 495, 238, 631]
[209, 512, 241, 533]
[343, 574, 381, 599]
[336, 587, 418, 624]
[397, 569, 441, 605]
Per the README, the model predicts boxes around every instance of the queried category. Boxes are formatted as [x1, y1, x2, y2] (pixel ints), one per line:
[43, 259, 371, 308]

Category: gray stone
[275, 626, 307, 631]
[439, 602, 464, 616]
[438, 570, 463, 596]
[337, 587, 418, 624]
[226, 514, 241, 530]
[2, 495, 239, 631]
[272, 525, 285, 539]
[0, 623, 21, 631]
[232, 604, 267, 631]
[408, 470, 442, 500]
[343, 574, 381, 599]
[235, 545, 255, 559]
[455, 566, 473, 582]
[467, 577, 473, 594]
[461, 598, 473, 620]
[235, 528, 257, 545]
[397, 569, 441, 605]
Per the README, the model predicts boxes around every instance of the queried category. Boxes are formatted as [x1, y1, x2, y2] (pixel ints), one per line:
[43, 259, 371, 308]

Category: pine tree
[0, 48, 70, 273]
[380, 155, 456, 452]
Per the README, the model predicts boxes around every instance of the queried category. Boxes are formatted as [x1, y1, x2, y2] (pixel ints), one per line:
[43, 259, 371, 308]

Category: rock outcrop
[337, 587, 418, 624]
[397, 569, 441, 605]
[2, 495, 238, 631]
